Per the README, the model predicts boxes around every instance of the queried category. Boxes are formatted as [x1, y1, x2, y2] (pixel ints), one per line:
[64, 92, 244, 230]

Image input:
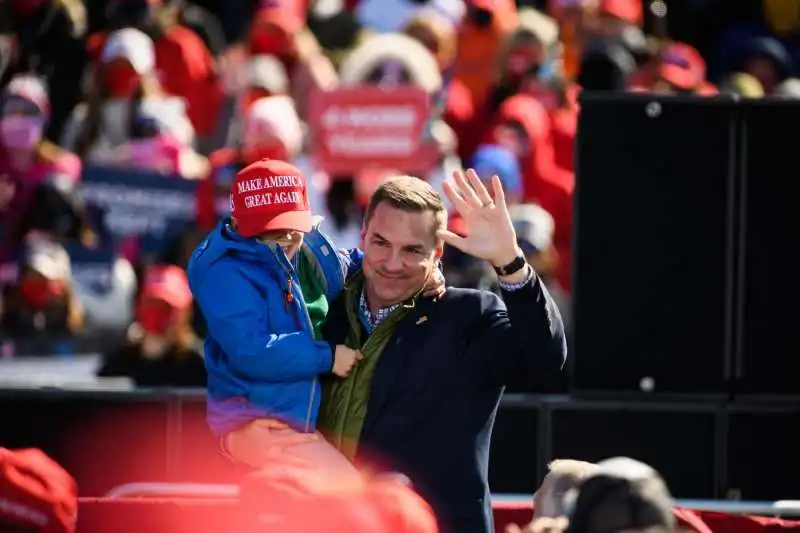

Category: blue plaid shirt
[358, 291, 400, 333]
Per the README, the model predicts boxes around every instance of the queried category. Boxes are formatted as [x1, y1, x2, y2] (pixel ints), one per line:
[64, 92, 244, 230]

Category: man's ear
[434, 243, 444, 261]
[360, 227, 367, 250]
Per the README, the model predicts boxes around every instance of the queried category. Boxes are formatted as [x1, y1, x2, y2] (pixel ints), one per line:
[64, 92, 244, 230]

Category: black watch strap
[493, 255, 527, 276]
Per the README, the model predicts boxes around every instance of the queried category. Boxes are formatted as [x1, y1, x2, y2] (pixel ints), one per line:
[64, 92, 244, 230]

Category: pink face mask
[0, 116, 44, 151]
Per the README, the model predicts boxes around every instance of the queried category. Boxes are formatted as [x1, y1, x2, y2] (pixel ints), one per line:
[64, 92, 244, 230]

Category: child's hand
[422, 267, 447, 299]
[333, 345, 362, 377]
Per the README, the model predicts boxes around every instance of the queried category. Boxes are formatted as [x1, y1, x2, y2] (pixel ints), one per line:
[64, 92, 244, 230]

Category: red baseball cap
[600, 0, 642, 24]
[0, 448, 78, 533]
[230, 158, 312, 236]
[140, 264, 192, 309]
[659, 42, 706, 90]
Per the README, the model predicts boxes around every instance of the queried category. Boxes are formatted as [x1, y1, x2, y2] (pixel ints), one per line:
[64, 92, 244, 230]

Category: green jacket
[317, 271, 414, 461]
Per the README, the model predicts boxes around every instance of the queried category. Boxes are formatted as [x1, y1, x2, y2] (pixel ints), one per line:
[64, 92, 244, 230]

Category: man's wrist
[490, 246, 523, 269]
[498, 264, 532, 285]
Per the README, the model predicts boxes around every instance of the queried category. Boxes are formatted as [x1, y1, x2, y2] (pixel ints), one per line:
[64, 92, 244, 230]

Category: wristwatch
[493, 254, 528, 276]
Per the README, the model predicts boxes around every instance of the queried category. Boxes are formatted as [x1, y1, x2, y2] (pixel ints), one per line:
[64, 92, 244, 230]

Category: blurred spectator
[717, 72, 765, 98]
[402, 10, 474, 140]
[244, 1, 338, 119]
[452, 0, 518, 108]
[533, 460, 598, 520]
[563, 457, 677, 533]
[62, 28, 197, 173]
[0, 447, 78, 533]
[223, 54, 290, 146]
[87, 0, 223, 147]
[650, 42, 707, 95]
[0, 236, 84, 341]
[576, 40, 635, 91]
[1, 0, 88, 144]
[773, 77, 800, 98]
[454, 7, 560, 160]
[172, 0, 228, 56]
[712, 0, 800, 82]
[239, 462, 438, 533]
[735, 37, 791, 95]
[0, 75, 81, 269]
[509, 204, 571, 333]
[198, 94, 303, 229]
[487, 95, 574, 292]
[17, 174, 95, 247]
[593, 0, 642, 40]
[97, 264, 205, 387]
[548, 0, 599, 81]
[469, 144, 523, 203]
[493, 8, 560, 109]
[318, 178, 363, 250]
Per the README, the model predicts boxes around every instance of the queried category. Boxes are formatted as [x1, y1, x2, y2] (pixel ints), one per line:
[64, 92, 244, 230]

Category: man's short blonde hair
[533, 460, 599, 519]
[363, 175, 447, 236]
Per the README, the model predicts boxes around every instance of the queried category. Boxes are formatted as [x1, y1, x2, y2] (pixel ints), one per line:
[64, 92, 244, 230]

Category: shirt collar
[358, 289, 400, 332]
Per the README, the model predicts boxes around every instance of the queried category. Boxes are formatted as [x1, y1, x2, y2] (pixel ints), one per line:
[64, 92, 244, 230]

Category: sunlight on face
[360, 202, 443, 309]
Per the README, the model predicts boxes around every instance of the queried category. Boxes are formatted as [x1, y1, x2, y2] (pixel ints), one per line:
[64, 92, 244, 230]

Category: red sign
[308, 87, 436, 174]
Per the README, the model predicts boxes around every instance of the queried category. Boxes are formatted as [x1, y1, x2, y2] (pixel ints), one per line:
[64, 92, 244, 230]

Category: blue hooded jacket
[187, 218, 361, 436]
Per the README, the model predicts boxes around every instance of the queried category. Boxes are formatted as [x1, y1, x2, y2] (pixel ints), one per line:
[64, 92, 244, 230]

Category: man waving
[319, 169, 567, 533]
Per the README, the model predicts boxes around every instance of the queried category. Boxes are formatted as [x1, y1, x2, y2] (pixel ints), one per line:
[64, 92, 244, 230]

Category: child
[188, 158, 441, 474]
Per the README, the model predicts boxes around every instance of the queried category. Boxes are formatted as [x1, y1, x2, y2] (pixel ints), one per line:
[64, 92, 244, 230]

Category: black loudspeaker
[573, 94, 737, 395]
[735, 101, 800, 397]
[489, 398, 541, 494]
[546, 401, 720, 498]
[725, 405, 800, 500]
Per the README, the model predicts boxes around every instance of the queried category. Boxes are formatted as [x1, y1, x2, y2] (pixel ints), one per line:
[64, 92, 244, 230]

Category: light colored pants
[223, 419, 360, 481]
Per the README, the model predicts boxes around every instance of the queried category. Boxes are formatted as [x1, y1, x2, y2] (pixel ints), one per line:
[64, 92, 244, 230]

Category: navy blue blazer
[323, 274, 567, 533]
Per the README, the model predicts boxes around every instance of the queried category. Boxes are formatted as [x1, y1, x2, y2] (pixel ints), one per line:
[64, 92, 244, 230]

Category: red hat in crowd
[239, 463, 438, 533]
[659, 42, 706, 90]
[140, 265, 192, 309]
[599, 0, 643, 25]
[230, 158, 312, 237]
[0, 448, 78, 533]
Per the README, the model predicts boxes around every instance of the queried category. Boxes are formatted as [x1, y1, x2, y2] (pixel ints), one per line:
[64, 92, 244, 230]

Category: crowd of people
[0, 0, 798, 380]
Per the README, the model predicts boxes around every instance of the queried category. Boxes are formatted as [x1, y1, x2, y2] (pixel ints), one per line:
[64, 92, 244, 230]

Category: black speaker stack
[517, 93, 799, 501]
[573, 93, 800, 398]
[490, 94, 800, 503]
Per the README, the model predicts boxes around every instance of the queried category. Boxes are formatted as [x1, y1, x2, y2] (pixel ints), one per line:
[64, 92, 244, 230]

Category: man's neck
[363, 283, 399, 317]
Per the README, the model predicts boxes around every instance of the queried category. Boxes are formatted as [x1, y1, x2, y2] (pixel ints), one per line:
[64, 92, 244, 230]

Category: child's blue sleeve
[339, 248, 363, 279]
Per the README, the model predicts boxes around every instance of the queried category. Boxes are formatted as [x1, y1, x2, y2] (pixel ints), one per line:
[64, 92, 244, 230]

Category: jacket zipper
[276, 249, 317, 432]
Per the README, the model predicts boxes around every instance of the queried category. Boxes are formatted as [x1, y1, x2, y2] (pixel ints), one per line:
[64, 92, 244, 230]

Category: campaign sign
[308, 87, 434, 174]
[65, 242, 117, 296]
[79, 166, 199, 256]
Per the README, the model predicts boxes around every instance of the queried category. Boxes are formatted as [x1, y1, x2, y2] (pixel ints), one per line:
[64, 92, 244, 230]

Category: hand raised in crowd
[332, 345, 362, 377]
[422, 266, 447, 299]
[438, 169, 522, 269]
